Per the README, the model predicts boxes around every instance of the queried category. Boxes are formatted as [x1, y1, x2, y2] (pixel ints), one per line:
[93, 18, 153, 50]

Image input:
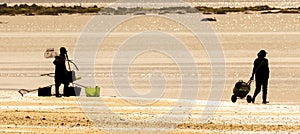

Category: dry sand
[1, 95, 300, 133]
[0, 12, 300, 133]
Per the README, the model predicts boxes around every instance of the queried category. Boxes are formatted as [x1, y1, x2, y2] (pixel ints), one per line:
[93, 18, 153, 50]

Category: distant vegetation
[195, 5, 300, 14]
[0, 3, 101, 16]
[0, 3, 299, 16]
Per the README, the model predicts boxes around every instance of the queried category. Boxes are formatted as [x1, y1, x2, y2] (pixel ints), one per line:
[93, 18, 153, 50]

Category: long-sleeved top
[53, 54, 67, 80]
[252, 57, 269, 81]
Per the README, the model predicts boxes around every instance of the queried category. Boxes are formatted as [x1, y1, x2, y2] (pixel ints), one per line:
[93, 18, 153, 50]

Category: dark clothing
[252, 57, 269, 81]
[251, 57, 270, 103]
[53, 54, 69, 96]
[254, 79, 268, 102]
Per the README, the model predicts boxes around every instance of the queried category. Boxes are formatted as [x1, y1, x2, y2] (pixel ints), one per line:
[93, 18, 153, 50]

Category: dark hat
[257, 50, 267, 57]
[60, 47, 67, 54]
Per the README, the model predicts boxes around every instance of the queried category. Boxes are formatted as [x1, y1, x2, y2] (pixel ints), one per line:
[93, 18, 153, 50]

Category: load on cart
[231, 79, 252, 103]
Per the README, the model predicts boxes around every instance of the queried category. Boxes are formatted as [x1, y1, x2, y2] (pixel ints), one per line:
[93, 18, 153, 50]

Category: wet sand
[0, 13, 300, 133]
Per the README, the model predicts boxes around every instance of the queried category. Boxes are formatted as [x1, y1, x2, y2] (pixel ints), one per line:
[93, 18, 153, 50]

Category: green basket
[85, 86, 100, 97]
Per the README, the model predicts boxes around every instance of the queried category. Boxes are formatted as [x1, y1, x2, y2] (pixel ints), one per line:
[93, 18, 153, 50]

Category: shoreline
[0, 4, 299, 16]
[2, 1, 300, 8]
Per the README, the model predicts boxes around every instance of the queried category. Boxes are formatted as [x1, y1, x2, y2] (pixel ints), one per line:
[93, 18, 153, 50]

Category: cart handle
[40, 73, 55, 77]
[18, 84, 55, 97]
[247, 79, 252, 85]
[73, 83, 87, 88]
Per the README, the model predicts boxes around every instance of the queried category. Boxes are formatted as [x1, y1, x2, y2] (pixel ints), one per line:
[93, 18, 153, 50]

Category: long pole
[65, 53, 71, 71]
[65, 53, 74, 87]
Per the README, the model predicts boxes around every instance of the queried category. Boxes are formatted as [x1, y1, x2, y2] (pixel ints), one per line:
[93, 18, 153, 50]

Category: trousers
[253, 78, 268, 102]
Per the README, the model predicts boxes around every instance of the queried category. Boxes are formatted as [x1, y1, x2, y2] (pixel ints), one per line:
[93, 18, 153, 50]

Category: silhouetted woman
[251, 50, 270, 104]
[53, 47, 69, 97]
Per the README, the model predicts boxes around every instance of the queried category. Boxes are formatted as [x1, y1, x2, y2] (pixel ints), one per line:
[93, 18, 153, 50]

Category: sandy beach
[1, 95, 300, 133]
[0, 11, 300, 133]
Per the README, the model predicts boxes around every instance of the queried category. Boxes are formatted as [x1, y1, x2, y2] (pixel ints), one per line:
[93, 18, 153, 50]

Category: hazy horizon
[0, 0, 299, 8]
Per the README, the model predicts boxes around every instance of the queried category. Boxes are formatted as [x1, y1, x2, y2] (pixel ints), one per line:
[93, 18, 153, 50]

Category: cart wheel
[231, 95, 237, 103]
[246, 95, 252, 103]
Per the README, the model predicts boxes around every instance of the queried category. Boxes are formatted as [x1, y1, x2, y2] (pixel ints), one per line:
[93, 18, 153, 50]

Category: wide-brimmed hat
[257, 50, 267, 57]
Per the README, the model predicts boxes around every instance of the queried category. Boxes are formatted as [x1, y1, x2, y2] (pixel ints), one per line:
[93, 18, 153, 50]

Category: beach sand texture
[0, 13, 300, 133]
